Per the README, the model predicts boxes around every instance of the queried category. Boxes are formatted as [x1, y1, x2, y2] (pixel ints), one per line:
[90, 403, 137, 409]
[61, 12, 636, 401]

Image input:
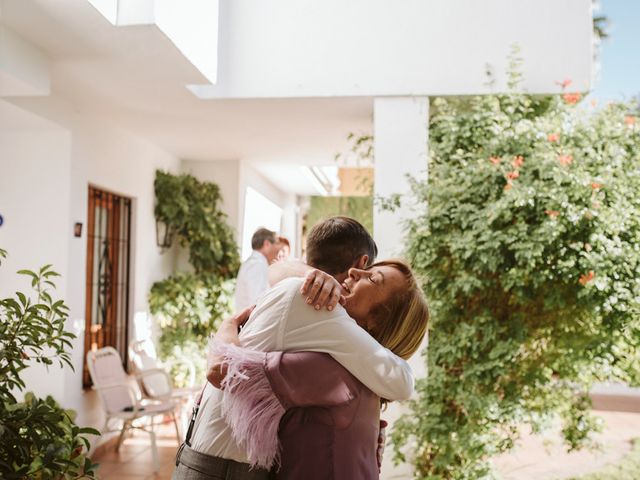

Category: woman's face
[341, 265, 405, 333]
[277, 245, 290, 261]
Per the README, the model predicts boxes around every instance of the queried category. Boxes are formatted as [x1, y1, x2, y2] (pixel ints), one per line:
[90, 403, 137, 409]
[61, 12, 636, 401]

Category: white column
[374, 97, 429, 479]
[373, 96, 429, 259]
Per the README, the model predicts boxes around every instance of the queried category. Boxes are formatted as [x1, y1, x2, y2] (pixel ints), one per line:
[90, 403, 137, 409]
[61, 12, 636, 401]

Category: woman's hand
[228, 305, 254, 331]
[300, 269, 345, 311]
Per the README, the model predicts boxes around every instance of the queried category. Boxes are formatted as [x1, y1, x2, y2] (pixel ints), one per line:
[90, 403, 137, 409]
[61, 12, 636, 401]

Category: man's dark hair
[251, 228, 276, 250]
[306, 216, 377, 275]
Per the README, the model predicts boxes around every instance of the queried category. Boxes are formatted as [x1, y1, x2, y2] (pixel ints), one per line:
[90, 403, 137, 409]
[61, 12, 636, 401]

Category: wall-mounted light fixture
[155, 218, 174, 249]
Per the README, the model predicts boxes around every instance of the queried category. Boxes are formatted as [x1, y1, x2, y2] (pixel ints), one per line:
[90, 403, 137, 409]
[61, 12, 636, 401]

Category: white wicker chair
[86, 347, 180, 471]
[128, 338, 199, 402]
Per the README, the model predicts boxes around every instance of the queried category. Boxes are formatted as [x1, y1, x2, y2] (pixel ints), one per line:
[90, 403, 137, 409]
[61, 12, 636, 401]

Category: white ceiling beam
[0, 26, 50, 97]
[190, 0, 593, 99]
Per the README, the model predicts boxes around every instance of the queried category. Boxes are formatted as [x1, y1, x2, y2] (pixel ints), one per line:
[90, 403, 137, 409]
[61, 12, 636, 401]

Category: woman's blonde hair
[368, 259, 429, 360]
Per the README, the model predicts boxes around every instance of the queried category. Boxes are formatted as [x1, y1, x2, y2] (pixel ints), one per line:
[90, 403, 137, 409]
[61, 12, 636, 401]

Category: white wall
[1, 99, 181, 424]
[239, 161, 298, 254]
[66, 112, 180, 313]
[0, 129, 72, 402]
[190, 0, 592, 99]
[182, 159, 241, 237]
[183, 159, 299, 261]
[64, 109, 180, 413]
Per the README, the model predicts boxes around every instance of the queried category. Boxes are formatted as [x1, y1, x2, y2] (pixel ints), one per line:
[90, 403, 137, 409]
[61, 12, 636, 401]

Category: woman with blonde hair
[206, 259, 429, 479]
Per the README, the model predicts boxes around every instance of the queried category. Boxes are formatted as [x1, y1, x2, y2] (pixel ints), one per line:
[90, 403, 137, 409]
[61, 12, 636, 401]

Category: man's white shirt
[234, 250, 269, 311]
[190, 278, 414, 463]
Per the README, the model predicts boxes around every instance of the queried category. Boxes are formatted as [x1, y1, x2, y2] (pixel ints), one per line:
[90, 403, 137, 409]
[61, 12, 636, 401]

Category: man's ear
[355, 255, 369, 269]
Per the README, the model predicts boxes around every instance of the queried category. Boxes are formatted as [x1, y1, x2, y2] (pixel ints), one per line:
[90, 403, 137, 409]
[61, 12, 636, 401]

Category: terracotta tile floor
[92, 421, 180, 480]
[92, 410, 640, 480]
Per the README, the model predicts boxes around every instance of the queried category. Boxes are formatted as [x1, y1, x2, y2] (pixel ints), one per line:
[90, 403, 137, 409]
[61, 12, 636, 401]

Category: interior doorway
[82, 186, 132, 387]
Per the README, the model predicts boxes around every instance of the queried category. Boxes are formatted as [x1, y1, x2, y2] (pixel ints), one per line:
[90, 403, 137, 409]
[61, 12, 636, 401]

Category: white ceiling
[0, 0, 373, 195]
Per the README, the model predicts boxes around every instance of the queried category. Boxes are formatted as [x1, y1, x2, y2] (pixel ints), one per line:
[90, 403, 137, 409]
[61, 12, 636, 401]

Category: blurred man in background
[234, 228, 282, 310]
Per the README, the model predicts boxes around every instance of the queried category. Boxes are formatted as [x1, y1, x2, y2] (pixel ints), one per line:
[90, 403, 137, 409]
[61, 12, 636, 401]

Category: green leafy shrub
[150, 171, 239, 385]
[149, 272, 234, 384]
[392, 69, 640, 478]
[0, 248, 100, 479]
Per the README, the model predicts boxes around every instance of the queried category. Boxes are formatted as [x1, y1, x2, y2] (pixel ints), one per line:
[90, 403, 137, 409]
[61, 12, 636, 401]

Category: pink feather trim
[209, 340, 285, 470]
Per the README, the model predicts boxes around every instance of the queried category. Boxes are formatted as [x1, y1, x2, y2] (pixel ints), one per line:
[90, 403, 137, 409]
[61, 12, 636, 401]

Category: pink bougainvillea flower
[579, 271, 595, 286]
[489, 156, 502, 165]
[558, 154, 573, 166]
[511, 156, 524, 168]
[625, 116, 636, 126]
[545, 210, 560, 217]
[504, 181, 513, 191]
[591, 182, 603, 190]
[506, 171, 520, 180]
[548, 133, 560, 142]
[563, 93, 582, 104]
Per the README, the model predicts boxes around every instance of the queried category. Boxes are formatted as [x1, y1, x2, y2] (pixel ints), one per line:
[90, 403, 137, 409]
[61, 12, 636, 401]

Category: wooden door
[83, 186, 132, 387]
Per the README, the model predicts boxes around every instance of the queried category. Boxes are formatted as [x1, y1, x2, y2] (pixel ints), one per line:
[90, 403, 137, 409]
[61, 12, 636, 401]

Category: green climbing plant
[150, 171, 239, 385]
[392, 62, 640, 478]
[154, 171, 239, 277]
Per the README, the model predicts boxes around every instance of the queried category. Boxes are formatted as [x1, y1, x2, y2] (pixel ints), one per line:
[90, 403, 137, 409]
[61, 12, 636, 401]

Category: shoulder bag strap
[184, 384, 208, 447]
